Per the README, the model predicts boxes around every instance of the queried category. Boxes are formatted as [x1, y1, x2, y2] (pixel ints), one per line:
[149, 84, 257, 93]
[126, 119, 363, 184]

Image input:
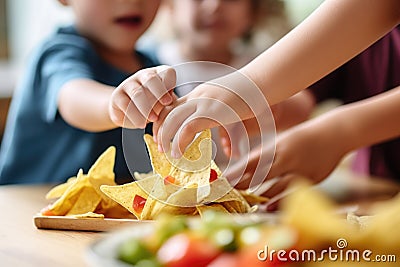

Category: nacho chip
[196, 204, 229, 216]
[238, 190, 269, 206]
[69, 212, 105, 219]
[144, 134, 171, 178]
[43, 146, 122, 217]
[100, 175, 160, 219]
[45, 176, 76, 199]
[48, 169, 88, 215]
[134, 171, 154, 180]
[66, 186, 101, 215]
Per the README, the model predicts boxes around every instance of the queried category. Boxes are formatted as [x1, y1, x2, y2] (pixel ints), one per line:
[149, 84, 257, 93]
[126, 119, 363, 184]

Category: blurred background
[0, 0, 324, 142]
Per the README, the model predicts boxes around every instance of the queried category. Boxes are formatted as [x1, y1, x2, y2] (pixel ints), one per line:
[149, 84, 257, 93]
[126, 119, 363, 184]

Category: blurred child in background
[0, 0, 165, 185]
[156, 0, 289, 70]
[142, 0, 290, 166]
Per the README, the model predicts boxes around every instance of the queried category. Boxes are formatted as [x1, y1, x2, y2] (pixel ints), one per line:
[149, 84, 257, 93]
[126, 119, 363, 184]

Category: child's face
[65, 0, 160, 53]
[171, 0, 254, 50]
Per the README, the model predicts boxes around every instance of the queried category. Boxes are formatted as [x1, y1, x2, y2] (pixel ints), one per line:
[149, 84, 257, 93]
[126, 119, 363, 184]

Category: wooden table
[0, 174, 399, 267]
[0, 185, 106, 267]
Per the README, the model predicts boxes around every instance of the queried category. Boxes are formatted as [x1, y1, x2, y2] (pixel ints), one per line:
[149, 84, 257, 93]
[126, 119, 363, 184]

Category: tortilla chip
[100, 175, 159, 219]
[144, 134, 171, 178]
[45, 177, 76, 199]
[169, 130, 213, 201]
[69, 212, 105, 219]
[238, 190, 270, 206]
[196, 203, 229, 216]
[66, 186, 101, 215]
[49, 169, 88, 215]
[134, 171, 154, 180]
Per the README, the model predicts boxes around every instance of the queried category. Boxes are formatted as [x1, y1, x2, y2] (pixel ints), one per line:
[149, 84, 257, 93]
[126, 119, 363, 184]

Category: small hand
[109, 65, 176, 129]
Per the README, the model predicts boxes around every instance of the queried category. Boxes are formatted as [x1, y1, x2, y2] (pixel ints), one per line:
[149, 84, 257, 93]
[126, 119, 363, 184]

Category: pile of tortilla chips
[101, 129, 268, 220]
[41, 147, 132, 219]
[41, 129, 268, 220]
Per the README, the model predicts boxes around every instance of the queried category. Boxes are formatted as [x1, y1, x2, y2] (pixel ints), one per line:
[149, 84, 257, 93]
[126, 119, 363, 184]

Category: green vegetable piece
[118, 239, 153, 265]
[135, 258, 162, 267]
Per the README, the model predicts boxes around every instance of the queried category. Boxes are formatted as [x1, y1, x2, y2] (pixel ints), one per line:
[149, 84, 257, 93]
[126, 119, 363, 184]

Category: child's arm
[243, 0, 400, 105]
[58, 66, 176, 132]
[227, 86, 400, 197]
[154, 0, 400, 156]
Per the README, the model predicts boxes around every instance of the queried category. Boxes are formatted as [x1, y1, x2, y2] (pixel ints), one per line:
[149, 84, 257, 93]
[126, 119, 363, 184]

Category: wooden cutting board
[34, 215, 153, 232]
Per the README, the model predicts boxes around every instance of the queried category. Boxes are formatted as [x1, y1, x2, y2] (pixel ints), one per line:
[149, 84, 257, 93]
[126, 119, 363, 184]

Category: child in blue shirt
[0, 0, 164, 185]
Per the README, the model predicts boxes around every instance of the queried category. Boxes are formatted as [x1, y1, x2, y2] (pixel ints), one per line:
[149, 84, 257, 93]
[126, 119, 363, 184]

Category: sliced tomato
[132, 195, 146, 214]
[209, 169, 218, 182]
[157, 233, 221, 267]
[164, 175, 177, 185]
[40, 204, 55, 216]
[208, 253, 241, 267]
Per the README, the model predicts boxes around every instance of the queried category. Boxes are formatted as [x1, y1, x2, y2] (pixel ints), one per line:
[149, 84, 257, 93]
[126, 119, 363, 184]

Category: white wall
[0, 0, 73, 97]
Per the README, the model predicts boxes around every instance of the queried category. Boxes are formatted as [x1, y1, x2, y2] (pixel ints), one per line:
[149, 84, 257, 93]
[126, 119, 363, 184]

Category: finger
[225, 150, 260, 186]
[139, 71, 172, 105]
[128, 85, 157, 126]
[171, 117, 219, 158]
[262, 175, 293, 199]
[218, 127, 231, 157]
[157, 65, 177, 93]
[111, 90, 147, 128]
[152, 106, 178, 143]
[125, 97, 149, 129]
[157, 101, 197, 154]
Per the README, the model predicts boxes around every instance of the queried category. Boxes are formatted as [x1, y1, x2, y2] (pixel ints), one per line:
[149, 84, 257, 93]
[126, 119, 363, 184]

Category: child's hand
[109, 66, 176, 129]
[225, 118, 347, 199]
[153, 71, 267, 158]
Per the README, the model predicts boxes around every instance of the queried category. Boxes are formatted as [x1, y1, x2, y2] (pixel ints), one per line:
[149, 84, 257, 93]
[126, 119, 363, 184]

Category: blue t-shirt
[0, 26, 159, 185]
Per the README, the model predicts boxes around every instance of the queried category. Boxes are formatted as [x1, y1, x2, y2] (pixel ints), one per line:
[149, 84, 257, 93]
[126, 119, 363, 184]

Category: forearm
[273, 90, 316, 131]
[58, 79, 116, 132]
[313, 86, 400, 154]
[242, 0, 400, 105]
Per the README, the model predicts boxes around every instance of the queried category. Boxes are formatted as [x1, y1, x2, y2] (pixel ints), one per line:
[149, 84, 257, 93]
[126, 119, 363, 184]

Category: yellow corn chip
[238, 190, 269, 206]
[45, 177, 76, 199]
[100, 175, 159, 219]
[66, 186, 101, 215]
[70, 212, 105, 219]
[49, 169, 88, 215]
[196, 203, 229, 216]
[144, 134, 171, 178]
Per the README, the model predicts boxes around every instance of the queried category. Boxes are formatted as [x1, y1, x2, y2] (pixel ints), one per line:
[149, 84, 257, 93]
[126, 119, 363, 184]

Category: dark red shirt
[309, 26, 400, 180]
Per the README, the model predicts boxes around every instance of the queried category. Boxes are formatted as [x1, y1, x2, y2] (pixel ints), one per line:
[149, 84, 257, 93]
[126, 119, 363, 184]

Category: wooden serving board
[34, 213, 279, 232]
[34, 215, 153, 232]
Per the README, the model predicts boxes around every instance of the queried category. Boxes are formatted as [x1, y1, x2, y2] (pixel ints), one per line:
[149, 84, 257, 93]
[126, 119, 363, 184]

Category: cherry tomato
[209, 169, 218, 182]
[133, 195, 146, 214]
[157, 233, 221, 267]
[208, 253, 240, 267]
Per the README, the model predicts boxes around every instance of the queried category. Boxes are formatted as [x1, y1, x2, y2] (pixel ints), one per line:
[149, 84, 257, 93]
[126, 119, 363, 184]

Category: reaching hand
[153, 70, 271, 158]
[225, 117, 347, 199]
[109, 65, 176, 129]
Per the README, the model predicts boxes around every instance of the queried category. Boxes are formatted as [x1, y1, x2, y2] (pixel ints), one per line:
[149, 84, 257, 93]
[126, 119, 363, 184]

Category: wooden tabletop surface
[0, 173, 399, 267]
[0, 185, 107, 267]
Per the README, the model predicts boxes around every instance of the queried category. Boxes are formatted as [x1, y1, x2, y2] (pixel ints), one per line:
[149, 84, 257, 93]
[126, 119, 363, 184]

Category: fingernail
[149, 114, 158, 122]
[153, 134, 157, 142]
[171, 150, 179, 159]
[161, 94, 173, 105]
[158, 144, 163, 152]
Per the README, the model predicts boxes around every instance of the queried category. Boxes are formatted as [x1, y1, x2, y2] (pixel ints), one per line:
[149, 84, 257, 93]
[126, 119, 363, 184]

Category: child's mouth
[115, 15, 143, 28]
